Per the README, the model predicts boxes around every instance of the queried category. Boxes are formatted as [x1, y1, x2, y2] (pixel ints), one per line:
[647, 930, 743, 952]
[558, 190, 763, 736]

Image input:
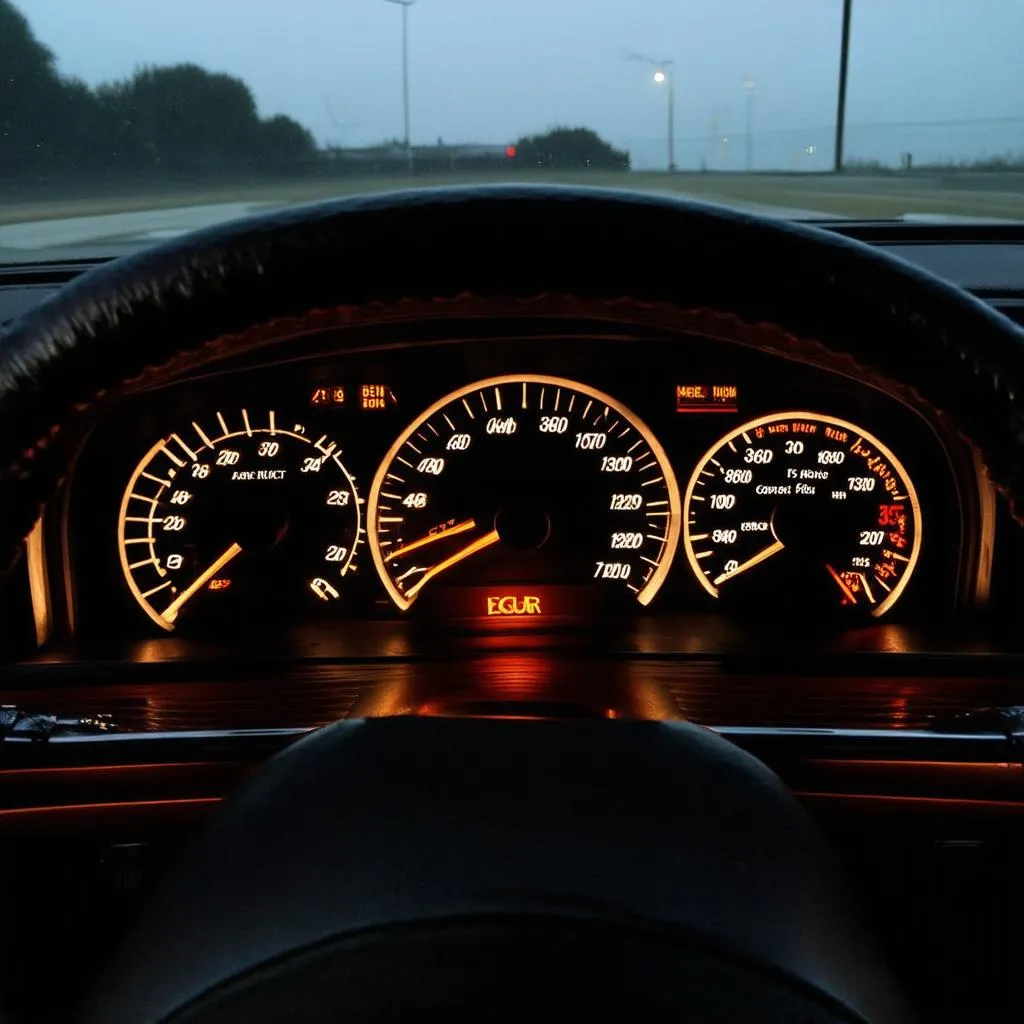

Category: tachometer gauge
[683, 412, 921, 617]
[368, 375, 681, 614]
[118, 409, 362, 630]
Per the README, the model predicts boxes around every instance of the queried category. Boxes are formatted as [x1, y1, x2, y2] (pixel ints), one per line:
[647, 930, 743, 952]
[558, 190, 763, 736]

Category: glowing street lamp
[625, 52, 676, 172]
[653, 66, 676, 172]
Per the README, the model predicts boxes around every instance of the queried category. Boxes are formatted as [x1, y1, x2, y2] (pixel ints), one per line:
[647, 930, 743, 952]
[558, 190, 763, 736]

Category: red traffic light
[505, 145, 516, 159]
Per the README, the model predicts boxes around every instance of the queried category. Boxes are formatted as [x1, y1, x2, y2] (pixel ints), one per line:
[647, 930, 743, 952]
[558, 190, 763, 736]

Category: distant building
[321, 143, 514, 173]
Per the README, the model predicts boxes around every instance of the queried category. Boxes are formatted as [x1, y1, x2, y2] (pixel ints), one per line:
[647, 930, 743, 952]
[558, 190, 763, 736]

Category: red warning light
[505, 145, 516, 159]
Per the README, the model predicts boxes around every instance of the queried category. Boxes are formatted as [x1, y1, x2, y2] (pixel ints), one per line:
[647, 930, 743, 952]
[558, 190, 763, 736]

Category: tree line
[511, 127, 629, 170]
[1, 0, 315, 177]
[2, 0, 629, 183]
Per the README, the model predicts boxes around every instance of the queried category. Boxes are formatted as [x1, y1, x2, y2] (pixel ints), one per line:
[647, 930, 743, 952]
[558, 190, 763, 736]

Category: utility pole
[742, 77, 756, 172]
[834, 0, 852, 172]
[382, 0, 416, 171]
[667, 68, 676, 172]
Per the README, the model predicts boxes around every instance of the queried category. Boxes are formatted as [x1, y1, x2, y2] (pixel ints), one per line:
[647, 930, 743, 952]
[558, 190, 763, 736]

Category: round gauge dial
[118, 409, 362, 630]
[368, 375, 681, 612]
[683, 412, 921, 617]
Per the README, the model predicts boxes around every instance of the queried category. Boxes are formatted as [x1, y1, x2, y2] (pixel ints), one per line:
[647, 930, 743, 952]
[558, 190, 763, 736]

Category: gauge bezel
[117, 421, 362, 631]
[368, 373, 683, 611]
[682, 410, 923, 618]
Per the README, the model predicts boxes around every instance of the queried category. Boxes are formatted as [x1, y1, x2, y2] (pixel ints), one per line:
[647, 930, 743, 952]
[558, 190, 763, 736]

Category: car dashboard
[3, 219, 1024, 1024]
[1, 303, 1008, 718]
[3, 222, 1024, 708]
[68, 330, 969, 630]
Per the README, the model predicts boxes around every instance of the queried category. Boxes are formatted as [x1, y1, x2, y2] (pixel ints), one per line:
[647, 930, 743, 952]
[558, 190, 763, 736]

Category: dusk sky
[16, 1, 1024, 168]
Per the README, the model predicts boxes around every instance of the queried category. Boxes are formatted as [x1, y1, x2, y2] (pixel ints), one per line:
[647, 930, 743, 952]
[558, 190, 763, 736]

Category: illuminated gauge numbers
[117, 410, 363, 630]
[368, 375, 682, 615]
[683, 412, 921, 617]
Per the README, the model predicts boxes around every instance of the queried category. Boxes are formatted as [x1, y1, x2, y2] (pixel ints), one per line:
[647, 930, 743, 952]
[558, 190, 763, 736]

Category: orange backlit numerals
[675, 384, 738, 413]
[684, 411, 921, 619]
[360, 385, 393, 410]
[878, 503, 905, 526]
[368, 375, 682, 612]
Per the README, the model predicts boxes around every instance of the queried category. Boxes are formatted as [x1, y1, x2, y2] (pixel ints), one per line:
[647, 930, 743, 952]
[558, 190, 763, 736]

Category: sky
[15, 0, 1024, 169]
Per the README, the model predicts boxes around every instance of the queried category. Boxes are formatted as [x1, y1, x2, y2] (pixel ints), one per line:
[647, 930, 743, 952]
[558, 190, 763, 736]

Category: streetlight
[742, 76, 756, 172]
[382, 0, 416, 170]
[625, 51, 676, 172]
[656, 67, 676, 172]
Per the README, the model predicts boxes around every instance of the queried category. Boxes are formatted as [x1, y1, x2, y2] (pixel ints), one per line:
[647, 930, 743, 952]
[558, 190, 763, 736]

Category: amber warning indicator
[310, 386, 346, 407]
[676, 384, 738, 414]
[487, 594, 542, 616]
[360, 385, 397, 411]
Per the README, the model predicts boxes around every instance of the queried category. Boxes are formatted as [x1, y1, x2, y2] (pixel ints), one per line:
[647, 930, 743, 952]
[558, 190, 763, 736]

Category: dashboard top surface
[4, 227, 1024, 327]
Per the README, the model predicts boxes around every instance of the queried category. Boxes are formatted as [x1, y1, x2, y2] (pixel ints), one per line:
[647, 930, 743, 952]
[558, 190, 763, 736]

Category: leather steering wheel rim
[2, 183, 1024, 574]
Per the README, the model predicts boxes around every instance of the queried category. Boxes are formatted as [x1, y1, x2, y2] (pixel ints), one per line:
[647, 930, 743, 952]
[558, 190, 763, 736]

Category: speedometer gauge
[118, 409, 362, 630]
[368, 375, 681, 613]
[683, 412, 921, 617]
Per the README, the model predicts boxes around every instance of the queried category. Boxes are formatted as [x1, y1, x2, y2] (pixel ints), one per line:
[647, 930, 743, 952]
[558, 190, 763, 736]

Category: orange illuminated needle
[386, 519, 477, 561]
[712, 539, 784, 586]
[825, 563, 858, 605]
[161, 542, 242, 624]
[403, 529, 500, 600]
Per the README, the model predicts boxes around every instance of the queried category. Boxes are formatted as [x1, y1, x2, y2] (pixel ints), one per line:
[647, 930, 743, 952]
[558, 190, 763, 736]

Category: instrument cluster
[64, 333, 966, 643]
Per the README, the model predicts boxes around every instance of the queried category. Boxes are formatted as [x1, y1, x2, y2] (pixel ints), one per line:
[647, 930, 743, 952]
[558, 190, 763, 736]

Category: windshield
[2, 0, 1023, 262]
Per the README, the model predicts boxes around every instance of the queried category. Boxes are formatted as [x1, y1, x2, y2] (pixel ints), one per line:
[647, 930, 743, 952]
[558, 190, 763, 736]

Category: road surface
[1, 172, 1021, 262]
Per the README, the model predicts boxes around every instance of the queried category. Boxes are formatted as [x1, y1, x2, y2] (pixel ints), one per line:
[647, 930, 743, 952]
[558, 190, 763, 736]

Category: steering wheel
[3, 185, 1023, 1023]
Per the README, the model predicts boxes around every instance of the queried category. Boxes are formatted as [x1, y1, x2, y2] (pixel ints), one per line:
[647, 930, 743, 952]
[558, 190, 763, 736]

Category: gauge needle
[404, 529, 500, 600]
[161, 542, 242, 624]
[825, 563, 858, 605]
[712, 539, 784, 586]
[386, 518, 477, 561]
